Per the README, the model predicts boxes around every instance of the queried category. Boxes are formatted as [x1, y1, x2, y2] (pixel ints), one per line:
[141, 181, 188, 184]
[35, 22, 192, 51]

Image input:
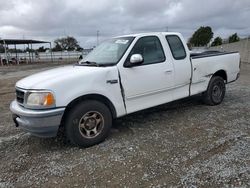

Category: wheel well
[60, 94, 117, 127]
[213, 70, 227, 83]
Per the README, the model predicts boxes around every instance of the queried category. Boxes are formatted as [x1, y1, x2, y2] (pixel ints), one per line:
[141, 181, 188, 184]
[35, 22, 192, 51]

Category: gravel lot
[0, 63, 249, 187]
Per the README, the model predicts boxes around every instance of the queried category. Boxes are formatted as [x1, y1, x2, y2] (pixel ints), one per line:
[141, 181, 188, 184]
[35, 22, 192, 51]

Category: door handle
[165, 70, 173, 74]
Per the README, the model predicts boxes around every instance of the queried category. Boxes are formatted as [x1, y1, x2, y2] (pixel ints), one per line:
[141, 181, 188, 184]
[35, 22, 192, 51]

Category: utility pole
[3, 39, 7, 64]
[166, 26, 169, 32]
[0, 37, 2, 66]
[96, 30, 99, 46]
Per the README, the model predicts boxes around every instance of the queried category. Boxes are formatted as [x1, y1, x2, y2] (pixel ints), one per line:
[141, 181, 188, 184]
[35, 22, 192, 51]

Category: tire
[202, 76, 226, 105]
[65, 100, 112, 147]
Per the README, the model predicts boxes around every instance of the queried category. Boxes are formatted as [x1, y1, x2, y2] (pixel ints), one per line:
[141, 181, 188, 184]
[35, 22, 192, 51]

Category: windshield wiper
[77, 61, 116, 67]
[79, 61, 100, 67]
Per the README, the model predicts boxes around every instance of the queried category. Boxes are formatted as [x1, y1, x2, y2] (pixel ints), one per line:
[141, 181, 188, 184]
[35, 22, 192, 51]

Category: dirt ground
[0, 62, 249, 187]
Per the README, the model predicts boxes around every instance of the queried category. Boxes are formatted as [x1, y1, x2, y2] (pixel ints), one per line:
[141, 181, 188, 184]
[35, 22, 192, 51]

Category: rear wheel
[202, 76, 226, 105]
[65, 100, 112, 147]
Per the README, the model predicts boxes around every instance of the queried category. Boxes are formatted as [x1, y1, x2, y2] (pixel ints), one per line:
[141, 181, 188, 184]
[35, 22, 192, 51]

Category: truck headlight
[26, 92, 55, 108]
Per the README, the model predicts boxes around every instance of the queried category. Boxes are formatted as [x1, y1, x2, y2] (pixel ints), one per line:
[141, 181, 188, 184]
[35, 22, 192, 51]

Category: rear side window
[166, 35, 186, 60]
[128, 36, 165, 65]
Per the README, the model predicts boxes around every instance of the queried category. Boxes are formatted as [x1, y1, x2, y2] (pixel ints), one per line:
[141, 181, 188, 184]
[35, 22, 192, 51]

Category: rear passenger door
[165, 35, 191, 100]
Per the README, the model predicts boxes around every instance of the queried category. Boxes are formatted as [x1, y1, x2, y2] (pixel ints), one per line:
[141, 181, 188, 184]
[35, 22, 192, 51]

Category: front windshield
[79, 37, 134, 65]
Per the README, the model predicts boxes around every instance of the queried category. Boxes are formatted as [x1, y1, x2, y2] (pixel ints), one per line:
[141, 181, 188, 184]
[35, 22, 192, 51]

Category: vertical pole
[23, 36, 25, 62]
[28, 43, 31, 63]
[247, 37, 250, 64]
[0, 40, 1, 66]
[31, 43, 34, 63]
[96, 30, 99, 46]
[3, 40, 8, 65]
[49, 42, 53, 63]
[22, 34, 25, 63]
[166, 26, 169, 32]
[7, 44, 10, 63]
[15, 44, 19, 65]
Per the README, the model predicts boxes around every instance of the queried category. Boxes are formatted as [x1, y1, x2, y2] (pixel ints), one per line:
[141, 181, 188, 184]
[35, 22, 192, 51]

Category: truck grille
[16, 89, 25, 104]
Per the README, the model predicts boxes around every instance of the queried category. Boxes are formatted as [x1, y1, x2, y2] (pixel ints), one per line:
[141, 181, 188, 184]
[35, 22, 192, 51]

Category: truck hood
[16, 65, 111, 90]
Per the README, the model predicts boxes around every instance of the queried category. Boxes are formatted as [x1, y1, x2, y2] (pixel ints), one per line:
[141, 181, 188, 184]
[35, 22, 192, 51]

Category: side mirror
[130, 54, 143, 65]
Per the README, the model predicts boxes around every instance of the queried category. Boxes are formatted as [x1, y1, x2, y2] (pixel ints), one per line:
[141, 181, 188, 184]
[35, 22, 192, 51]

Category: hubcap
[212, 82, 223, 102]
[78, 111, 104, 138]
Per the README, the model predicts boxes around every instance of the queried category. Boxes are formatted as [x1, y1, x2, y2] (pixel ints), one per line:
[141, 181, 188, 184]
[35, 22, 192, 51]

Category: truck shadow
[112, 95, 203, 136]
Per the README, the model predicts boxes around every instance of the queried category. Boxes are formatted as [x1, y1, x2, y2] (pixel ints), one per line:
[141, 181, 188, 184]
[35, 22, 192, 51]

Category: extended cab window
[128, 36, 165, 65]
[166, 35, 186, 60]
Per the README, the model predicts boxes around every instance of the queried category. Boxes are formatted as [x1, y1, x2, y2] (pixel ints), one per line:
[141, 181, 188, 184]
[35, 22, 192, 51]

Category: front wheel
[202, 76, 226, 105]
[65, 100, 112, 147]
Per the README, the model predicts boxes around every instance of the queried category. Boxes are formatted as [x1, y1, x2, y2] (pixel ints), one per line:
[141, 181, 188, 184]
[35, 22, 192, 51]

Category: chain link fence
[0, 50, 92, 65]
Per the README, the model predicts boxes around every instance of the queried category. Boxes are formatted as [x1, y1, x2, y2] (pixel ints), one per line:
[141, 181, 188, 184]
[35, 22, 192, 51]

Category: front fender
[54, 67, 126, 117]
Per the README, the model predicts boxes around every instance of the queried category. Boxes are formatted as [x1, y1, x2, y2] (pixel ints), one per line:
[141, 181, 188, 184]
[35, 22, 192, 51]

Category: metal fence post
[49, 42, 53, 63]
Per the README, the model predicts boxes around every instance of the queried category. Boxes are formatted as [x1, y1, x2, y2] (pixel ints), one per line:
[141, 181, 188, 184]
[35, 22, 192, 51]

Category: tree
[211, 37, 223, 46]
[53, 36, 81, 51]
[77, 46, 84, 51]
[189, 26, 214, 47]
[228, 33, 240, 43]
[37, 46, 46, 52]
[52, 43, 62, 51]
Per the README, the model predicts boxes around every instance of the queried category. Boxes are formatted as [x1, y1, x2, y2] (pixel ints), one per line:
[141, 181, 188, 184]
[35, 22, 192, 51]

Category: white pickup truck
[10, 32, 240, 147]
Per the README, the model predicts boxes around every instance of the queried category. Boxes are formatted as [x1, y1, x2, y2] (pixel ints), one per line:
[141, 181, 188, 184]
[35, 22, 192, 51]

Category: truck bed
[190, 51, 240, 96]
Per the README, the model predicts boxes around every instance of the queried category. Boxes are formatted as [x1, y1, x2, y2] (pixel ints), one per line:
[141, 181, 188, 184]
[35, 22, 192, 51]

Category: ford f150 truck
[10, 32, 240, 147]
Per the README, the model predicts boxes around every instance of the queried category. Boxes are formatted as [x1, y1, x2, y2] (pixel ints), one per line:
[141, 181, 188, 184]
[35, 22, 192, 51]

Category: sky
[0, 0, 250, 48]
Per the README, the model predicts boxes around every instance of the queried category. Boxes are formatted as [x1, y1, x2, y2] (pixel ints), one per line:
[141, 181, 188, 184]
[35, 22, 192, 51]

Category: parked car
[10, 32, 240, 147]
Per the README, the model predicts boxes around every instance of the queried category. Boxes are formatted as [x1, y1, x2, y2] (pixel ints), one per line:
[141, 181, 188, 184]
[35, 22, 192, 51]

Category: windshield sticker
[115, 39, 129, 44]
